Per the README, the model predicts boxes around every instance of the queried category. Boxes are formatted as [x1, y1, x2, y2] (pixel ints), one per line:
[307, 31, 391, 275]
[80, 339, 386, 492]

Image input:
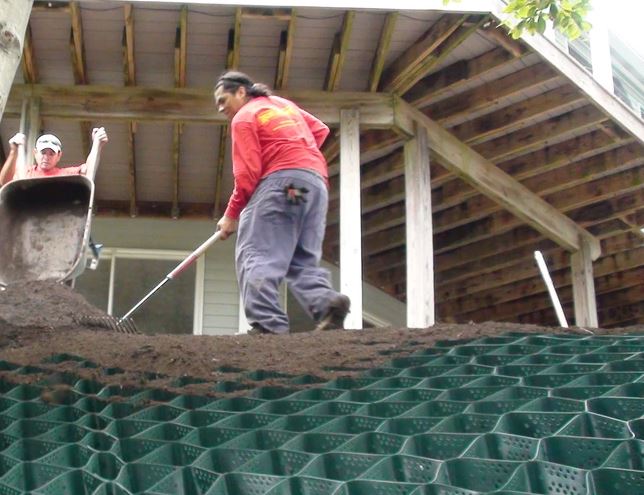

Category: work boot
[315, 294, 351, 331]
[247, 324, 272, 336]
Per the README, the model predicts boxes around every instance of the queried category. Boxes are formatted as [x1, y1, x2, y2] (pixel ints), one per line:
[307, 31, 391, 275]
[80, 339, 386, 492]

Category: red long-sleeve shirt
[224, 95, 330, 219]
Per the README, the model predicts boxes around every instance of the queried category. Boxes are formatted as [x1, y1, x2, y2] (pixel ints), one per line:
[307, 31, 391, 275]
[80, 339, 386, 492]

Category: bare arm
[0, 133, 26, 186]
[84, 127, 109, 181]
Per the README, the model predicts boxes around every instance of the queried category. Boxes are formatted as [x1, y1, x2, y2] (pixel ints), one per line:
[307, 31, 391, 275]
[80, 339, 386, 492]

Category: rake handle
[119, 230, 222, 322]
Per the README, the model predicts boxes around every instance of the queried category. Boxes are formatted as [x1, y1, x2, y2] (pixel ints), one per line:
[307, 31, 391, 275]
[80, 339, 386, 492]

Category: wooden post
[404, 123, 435, 327]
[571, 237, 599, 328]
[339, 108, 363, 329]
[0, 0, 34, 119]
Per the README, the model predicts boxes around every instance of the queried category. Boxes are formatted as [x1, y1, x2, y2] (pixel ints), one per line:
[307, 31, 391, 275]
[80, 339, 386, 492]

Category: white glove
[91, 127, 108, 146]
[8, 133, 26, 147]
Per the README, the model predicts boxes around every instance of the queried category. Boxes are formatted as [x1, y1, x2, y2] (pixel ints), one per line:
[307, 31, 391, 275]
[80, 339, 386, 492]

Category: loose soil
[0, 281, 641, 400]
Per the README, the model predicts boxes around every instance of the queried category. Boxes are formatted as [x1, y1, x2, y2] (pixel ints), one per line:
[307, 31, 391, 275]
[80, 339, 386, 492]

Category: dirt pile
[0, 280, 107, 329]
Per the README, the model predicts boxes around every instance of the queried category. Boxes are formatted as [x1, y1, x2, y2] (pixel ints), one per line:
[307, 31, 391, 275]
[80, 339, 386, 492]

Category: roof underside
[1, 1, 642, 328]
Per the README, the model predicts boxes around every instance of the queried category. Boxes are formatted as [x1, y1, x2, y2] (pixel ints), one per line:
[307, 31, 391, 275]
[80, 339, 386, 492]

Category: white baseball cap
[35, 134, 62, 153]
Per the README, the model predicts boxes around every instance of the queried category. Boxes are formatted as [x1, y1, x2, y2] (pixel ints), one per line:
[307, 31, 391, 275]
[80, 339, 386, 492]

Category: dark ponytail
[215, 71, 272, 98]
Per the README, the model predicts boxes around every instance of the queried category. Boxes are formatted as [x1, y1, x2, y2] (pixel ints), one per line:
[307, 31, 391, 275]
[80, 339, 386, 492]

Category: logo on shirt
[256, 105, 299, 131]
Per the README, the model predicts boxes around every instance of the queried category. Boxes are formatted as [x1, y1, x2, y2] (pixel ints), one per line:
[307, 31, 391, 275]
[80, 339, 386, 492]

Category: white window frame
[98, 247, 205, 335]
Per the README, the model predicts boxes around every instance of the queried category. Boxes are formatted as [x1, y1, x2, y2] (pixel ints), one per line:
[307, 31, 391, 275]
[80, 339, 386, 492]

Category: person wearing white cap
[0, 127, 108, 186]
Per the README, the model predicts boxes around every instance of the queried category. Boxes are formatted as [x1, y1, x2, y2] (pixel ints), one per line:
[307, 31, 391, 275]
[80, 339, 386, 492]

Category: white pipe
[534, 251, 568, 328]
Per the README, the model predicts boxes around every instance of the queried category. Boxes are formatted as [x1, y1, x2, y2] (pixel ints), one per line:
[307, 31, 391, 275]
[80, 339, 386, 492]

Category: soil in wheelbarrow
[0, 280, 641, 400]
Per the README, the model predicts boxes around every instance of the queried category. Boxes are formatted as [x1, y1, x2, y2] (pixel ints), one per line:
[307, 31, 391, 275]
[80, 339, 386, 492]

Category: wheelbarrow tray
[0, 175, 94, 285]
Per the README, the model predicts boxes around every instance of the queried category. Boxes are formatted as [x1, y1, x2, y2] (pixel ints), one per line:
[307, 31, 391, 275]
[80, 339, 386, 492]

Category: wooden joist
[123, 3, 137, 217]
[368, 13, 397, 92]
[21, 23, 38, 83]
[381, 14, 467, 94]
[171, 6, 188, 219]
[406, 47, 529, 108]
[324, 11, 355, 91]
[274, 10, 295, 90]
[426, 62, 560, 127]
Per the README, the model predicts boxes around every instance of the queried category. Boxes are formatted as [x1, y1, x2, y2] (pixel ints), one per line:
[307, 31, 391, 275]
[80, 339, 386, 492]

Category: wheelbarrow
[0, 174, 95, 286]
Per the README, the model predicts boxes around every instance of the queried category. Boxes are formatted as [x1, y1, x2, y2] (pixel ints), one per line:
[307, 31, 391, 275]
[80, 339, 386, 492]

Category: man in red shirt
[0, 128, 108, 186]
[214, 71, 350, 335]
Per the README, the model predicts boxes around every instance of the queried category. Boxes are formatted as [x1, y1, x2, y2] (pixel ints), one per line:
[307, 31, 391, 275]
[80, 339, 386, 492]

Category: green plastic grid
[236, 449, 315, 476]
[376, 417, 443, 436]
[299, 452, 383, 481]
[503, 460, 588, 494]
[192, 447, 261, 473]
[0, 331, 642, 494]
[1, 438, 62, 462]
[602, 440, 644, 470]
[268, 414, 336, 433]
[207, 472, 283, 495]
[402, 433, 477, 460]
[358, 454, 439, 484]
[537, 436, 622, 469]
[493, 412, 577, 438]
[0, 461, 69, 492]
[263, 475, 342, 495]
[337, 432, 407, 455]
[589, 468, 644, 495]
[461, 432, 538, 461]
[434, 457, 520, 492]
[114, 462, 176, 493]
[146, 465, 219, 495]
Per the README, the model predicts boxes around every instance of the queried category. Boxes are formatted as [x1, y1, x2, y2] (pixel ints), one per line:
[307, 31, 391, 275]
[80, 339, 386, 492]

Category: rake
[78, 230, 222, 334]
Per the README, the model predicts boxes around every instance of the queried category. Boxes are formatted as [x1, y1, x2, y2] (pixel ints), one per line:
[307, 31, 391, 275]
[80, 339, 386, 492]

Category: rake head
[74, 315, 140, 334]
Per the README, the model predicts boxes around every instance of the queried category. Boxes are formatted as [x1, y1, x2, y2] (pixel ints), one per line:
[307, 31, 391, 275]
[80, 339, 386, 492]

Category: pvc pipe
[534, 251, 568, 328]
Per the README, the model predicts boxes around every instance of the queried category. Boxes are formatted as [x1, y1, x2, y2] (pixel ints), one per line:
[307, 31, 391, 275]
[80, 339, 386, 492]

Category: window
[75, 248, 204, 335]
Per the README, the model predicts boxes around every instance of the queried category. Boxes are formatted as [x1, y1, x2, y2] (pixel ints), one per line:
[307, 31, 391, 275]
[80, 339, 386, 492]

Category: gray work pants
[236, 169, 340, 334]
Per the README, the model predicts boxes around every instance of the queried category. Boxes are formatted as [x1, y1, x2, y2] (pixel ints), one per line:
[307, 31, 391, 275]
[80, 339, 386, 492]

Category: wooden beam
[381, 14, 467, 94]
[571, 238, 599, 327]
[406, 47, 527, 108]
[214, 22, 239, 218]
[21, 23, 38, 83]
[450, 84, 586, 145]
[426, 62, 560, 127]
[123, 4, 137, 217]
[399, 98, 601, 257]
[123, 4, 135, 86]
[69, 2, 87, 85]
[324, 11, 355, 91]
[274, 10, 295, 90]
[477, 22, 525, 57]
[231, 8, 242, 70]
[6, 84, 401, 129]
[69, 2, 91, 153]
[368, 13, 397, 92]
[474, 105, 610, 163]
[398, 15, 487, 96]
[126, 122, 137, 217]
[404, 123, 434, 327]
[339, 108, 363, 329]
[171, 6, 188, 219]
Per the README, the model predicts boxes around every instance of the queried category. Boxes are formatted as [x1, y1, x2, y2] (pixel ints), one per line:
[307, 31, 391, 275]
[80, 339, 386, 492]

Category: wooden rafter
[172, 6, 188, 219]
[213, 18, 241, 219]
[123, 3, 137, 217]
[406, 47, 528, 108]
[274, 10, 296, 90]
[477, 22, 525, 57]
[69, 2, 91, 154]
[426, 62, 560, 126]
[324, 11, 355, 91]
[380, 14, 467, 94]
[21, 23, 38, 83]
[399, 15, 488, 96]
[368, 12, 397, 92]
